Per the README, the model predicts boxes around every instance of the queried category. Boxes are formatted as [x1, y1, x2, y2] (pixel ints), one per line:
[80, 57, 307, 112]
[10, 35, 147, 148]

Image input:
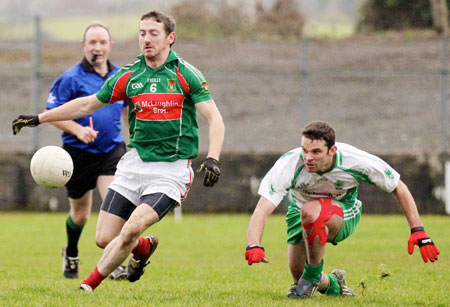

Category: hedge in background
[357, 0, 450, 31]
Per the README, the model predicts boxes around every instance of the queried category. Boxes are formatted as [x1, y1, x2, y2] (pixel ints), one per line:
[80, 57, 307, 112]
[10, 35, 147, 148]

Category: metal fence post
[31, 15, 41, 151]
[446, 161, 450, 214]
[441, 33, 448, 153]
[300, 35, 309, 128]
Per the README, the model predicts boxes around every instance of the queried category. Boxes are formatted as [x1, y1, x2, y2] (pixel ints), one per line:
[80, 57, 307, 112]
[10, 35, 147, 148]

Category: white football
[30, 146, 73, 188]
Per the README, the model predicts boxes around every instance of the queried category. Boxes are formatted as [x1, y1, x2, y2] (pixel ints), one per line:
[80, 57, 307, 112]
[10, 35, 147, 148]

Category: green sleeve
[182, 65, 213, 103]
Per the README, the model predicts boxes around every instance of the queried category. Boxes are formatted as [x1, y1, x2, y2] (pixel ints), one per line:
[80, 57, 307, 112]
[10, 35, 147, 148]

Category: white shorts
[109, 148, 194, 206]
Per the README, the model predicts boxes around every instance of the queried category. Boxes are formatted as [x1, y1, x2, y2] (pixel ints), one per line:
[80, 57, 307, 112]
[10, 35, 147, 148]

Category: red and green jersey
[96, 50, 212, 162]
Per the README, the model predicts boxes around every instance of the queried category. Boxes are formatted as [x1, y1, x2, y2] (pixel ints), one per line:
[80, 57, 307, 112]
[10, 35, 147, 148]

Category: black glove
[197, 157, 221, 187]
[12, 115, 40, 135]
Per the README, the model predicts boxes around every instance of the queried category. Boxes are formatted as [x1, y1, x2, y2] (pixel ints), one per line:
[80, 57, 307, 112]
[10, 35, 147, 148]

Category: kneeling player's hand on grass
[245, 244, 265, 265]
[407, 227, 440, 263]
[197, 157, 221, 187]
[12, 115, 40, 135]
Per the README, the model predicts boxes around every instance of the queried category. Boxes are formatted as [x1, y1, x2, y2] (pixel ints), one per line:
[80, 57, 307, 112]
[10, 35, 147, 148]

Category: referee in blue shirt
[45, 22, 128, 279]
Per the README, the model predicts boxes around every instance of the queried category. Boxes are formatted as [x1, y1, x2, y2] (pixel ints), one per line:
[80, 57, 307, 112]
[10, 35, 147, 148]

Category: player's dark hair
[302, 121, 335, 149]
[141, 10, 176, 46]
[83, 21, 112, 42]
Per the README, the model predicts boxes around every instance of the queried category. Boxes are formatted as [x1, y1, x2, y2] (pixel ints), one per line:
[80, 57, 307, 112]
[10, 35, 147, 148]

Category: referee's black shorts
[63, 142, 126, 199]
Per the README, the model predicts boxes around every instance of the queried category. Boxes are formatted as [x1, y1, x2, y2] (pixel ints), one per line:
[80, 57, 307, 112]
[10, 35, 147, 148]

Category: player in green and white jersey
[245, 121, 439, 299]
[13, 11, 225, 292]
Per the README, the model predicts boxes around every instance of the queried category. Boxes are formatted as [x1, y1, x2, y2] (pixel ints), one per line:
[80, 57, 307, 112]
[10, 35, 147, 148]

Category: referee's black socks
[66, 215, 84, 257]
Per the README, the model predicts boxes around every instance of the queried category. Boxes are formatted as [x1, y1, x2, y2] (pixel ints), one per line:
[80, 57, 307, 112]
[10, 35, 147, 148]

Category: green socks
[302, 259, 324, 283]
[323, 273, 341, 296]
[303, 259, 341, 296]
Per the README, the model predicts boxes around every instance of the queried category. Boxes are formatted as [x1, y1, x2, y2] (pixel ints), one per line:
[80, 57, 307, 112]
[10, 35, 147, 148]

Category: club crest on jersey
[133, 101, 143, 113]
[335, 180, 344, 190]
[201, 81, 209, 93]
[384, 168, 394, 180]
[167, 78, 177, 92]
[269, 184, 275, 195]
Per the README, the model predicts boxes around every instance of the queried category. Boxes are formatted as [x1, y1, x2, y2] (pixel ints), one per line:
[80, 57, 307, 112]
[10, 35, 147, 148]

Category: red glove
[245, 244, 265, 265]
[407, 227, 440, 263]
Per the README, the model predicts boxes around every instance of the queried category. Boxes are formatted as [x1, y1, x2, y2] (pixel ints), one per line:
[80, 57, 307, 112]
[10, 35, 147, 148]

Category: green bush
[357, 0, 450, 31]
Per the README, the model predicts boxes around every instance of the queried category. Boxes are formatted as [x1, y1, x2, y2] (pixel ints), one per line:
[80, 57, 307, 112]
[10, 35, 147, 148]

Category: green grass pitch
[0, 213, 448, 306]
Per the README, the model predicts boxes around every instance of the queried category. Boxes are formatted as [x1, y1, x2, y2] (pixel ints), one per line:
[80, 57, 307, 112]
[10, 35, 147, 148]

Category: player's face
[301, 136, 337, 173]
[139, 18, 175, 61]
[81, 27, 112, 66]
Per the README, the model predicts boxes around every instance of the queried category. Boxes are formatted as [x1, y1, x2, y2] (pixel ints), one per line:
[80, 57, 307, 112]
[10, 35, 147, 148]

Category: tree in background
[430, 0, 450, 35]
[357, 0, 450, 34]
[171, 0, 304, 40]
[255, 0, 304, 39]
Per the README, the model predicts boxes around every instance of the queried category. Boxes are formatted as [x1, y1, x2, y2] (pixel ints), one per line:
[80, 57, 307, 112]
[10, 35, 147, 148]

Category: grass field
[0, 213, 448, 306]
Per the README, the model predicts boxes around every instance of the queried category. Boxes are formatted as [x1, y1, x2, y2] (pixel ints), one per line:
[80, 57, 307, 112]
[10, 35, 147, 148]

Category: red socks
[81, 267, 107, 290]
[80, 237, 150, 291]
[132, 237, 150, 260]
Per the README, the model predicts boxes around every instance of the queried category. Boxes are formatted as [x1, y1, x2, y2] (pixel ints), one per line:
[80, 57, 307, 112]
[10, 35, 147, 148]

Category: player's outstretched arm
[246, 197, 276, 265]
[39, 94, 104, 124]
[392, 180, 440, 262]
[196, 99, 225, 187]
[12, 94, 104, 135]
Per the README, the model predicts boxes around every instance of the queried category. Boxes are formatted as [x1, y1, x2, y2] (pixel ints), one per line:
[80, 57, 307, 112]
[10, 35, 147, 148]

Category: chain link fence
[1, 14, 449, 213]
[1, 19, 449, 156]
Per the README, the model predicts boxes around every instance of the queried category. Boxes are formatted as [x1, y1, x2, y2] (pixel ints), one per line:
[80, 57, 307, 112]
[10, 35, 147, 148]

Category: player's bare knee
[95, 240, 107, 249]
[71, 206, 91, 223]
[303, 198, 344, 247]
[95, 233, 110, 249]
[301, 200, 321, 224]
[70, 212, 90, 226]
